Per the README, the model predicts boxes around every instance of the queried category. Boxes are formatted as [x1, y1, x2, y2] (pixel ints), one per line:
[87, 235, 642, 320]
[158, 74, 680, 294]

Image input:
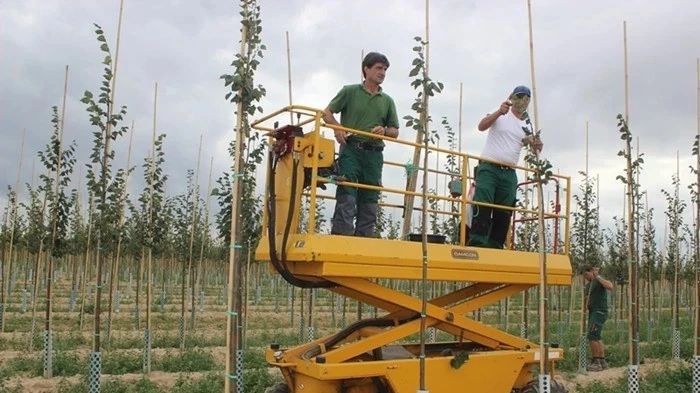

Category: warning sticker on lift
[451, 248, 479, 260]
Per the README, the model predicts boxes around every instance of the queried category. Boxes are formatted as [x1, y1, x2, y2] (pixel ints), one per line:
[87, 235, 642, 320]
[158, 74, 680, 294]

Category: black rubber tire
[264, 383, 290, 393]
[518, 379, 568, 393]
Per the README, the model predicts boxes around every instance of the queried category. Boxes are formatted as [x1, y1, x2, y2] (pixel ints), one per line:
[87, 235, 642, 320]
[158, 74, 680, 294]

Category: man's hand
[370, 125, 386, 136]
[498, 100, 512, 115]
[334, 129, 348, 145]
[524, 135, 544, 152]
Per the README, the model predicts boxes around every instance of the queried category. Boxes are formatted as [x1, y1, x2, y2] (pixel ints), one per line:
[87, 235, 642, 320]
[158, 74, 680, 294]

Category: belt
[347, 139, 384, 152]
[480, 161, 514, 170]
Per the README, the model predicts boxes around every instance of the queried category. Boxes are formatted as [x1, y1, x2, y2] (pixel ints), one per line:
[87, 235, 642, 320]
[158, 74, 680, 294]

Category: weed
[102, 352, 143, 374]
[155, 349, 217, 372]
[53, 351, 84, 376]
[57, 376, 161, 393]
[0, 354, 42, 377]
[171, 373, 223, 393]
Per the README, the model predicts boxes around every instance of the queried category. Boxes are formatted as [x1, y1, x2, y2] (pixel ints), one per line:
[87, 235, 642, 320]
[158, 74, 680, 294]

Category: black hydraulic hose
[301, 315, 420, 360]
[280, 157, 299, 263]
[267, 150, 334, 289]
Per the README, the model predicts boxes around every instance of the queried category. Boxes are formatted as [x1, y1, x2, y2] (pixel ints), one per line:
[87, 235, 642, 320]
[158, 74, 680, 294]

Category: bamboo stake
[458, 83, 463, 153]
[418, 1, 430, 390]
[78, 197, 94, 330]
[0, 128, 25, 333]
[645, 194, 652, 324]
[25, 158, 37, 299]
[526, 0, 540, 132]
[401, 1, 430, 239]
[29, 108, 62, 349]
[286, 31, 293, 124]
[135, 239, 143, 329]
[93, 0, 125, 355]
[621, 20, 642, 372]
[69, 180, 81, 310]
[195, 156, 214, 311]
[225, 15, 249, 393]
[579, 122, 589, 360]
[107, 119, 135, 343]
[456, 82, 464, 246]
[673, 152, 680, 333]
[526, 0, 550, 380]
[694, 57, 700, 357]
[143, 82, 157, 373]
[624, 22, 630, 126]
[43, 65, 69, 377]
[186, 134, 203, 335]
[28, 248, 45, 351]
[522, 184, 531, 338]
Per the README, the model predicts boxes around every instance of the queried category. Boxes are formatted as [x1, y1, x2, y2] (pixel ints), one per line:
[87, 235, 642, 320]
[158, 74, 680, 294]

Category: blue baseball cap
[512, 85, 531, 97]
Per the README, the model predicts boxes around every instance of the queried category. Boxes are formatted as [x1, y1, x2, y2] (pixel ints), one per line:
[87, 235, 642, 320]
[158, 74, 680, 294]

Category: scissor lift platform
[257, 234, 572, 393]
[252, 106, 572, 393]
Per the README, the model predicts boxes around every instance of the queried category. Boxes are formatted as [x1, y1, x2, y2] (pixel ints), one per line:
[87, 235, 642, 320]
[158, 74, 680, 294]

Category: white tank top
[480, 111, 527, 166]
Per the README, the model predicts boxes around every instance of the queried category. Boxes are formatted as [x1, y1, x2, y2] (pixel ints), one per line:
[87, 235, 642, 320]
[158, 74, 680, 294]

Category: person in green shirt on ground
[323, 52, 400, 237]
[583, 265, 614, 371]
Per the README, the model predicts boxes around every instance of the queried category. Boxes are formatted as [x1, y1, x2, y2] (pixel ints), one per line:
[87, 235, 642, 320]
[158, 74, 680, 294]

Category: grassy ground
[0, 273, 697, 392]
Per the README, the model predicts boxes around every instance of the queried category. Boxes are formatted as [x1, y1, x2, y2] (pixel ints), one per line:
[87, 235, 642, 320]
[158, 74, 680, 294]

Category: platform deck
[256, 234, 572, 286]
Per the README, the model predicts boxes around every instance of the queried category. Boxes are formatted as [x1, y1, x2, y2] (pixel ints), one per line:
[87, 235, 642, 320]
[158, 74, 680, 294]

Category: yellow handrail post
[307, 111, 323, 234]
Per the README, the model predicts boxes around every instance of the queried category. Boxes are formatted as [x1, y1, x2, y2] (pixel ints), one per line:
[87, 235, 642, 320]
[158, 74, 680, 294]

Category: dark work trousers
[330, 142, 383, 237]
[467, 162, 517, 248]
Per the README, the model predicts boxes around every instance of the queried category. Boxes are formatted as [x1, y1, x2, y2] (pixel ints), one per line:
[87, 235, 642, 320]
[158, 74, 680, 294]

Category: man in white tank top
[468, 85, 542, 249]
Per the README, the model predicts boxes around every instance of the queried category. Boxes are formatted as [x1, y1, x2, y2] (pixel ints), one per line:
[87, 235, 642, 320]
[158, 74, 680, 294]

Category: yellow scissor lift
[252, 105, 572, 393]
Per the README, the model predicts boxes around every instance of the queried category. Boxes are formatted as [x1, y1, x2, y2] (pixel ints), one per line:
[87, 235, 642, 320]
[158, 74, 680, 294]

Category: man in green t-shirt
[583, 265, 614, 371]
[323, 52, 400, 237]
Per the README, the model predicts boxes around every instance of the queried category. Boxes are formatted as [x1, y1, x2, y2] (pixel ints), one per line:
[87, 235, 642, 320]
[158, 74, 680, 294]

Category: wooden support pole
[44, 65, 69, 377]
[92, 0, 125, 354]
[694, 57, 700, 356]
[225, 14, 249, 393]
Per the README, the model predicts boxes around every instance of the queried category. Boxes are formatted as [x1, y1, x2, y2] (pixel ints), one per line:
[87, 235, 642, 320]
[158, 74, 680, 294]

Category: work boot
[586, 359, 604, 372]
[600, 358, 609, 370]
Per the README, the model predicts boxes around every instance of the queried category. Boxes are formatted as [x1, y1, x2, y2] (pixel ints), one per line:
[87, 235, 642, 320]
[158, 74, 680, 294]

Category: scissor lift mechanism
[253, 106, 572, 393]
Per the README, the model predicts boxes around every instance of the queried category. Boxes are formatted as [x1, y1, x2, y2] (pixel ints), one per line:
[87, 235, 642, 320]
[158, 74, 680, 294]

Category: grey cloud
[1, 0, 699, 239]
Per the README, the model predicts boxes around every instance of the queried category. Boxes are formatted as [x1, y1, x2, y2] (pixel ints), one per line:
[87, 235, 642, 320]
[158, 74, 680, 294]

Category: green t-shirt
[586, 278, 608, 312]
[327, 84, 399, 144]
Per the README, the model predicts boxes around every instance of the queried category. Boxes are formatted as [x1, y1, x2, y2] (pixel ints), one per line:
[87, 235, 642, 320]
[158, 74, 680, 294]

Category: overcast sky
[1, 0, 699, 247]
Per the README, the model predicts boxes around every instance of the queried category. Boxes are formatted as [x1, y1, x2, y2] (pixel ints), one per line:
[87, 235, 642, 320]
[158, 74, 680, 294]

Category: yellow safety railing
[251, 105, 571, 254]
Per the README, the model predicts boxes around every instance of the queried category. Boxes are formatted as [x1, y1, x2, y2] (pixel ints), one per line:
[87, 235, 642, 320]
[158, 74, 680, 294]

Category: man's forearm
[478, 112, 500, 131]
[596, 276, 614, 290]
[322, 108, 340, 126]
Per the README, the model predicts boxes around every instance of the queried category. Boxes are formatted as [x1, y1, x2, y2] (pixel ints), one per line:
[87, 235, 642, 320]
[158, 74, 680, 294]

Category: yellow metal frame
[251, 105, 572, 253]
[253, 105, 572, 393]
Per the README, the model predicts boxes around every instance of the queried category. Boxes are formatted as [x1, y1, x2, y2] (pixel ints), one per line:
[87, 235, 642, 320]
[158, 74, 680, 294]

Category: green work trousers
[331, 142, 383, 237]
[468, 162, 517, 248]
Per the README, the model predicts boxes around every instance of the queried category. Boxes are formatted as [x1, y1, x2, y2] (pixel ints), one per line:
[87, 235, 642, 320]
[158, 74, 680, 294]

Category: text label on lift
[451, 249, 479, 260]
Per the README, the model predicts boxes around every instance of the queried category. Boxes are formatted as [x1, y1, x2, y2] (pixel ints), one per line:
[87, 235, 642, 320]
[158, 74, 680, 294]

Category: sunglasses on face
[514, 93, 530, 99]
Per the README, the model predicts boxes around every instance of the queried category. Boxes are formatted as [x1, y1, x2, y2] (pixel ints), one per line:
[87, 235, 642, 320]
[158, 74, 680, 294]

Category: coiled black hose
[267, 149, 334, 289]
